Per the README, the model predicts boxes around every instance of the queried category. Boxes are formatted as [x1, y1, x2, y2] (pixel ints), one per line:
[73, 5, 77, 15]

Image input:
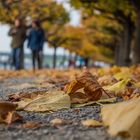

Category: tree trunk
[117, 36, 124, 66]
[132, 12, 140, 64]
[114, 40, 120, 65]
[122, 22, 132, 66]
[53, 46, 57, 69]
[117, 20, 133, 66]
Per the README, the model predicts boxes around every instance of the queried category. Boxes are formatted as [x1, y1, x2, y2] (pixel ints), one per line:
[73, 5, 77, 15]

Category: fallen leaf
[65, 68, 108, 104]
[69, 91, 89, 104]
[50, 118, 66, 126]
[65, 80, 83, 94]
[0, 101, 22, 124]
[134, 82, 140, 88]
[8, 91, 49, 102]
[81, 119, 103, 127]
[98, 75, 117, 86]
[16, 91, 71, 112]
[21, 121, 41, 129]
[121, 87, 138, 100]
[5, 112, 14, 124]
[98, 66, 121, 76]
[0, 101, 17, 113]
[114, 72, 131, 81]
[103, 79, 130, 96]
[16, 98, 33, 110]
[101, 97, 140, 138]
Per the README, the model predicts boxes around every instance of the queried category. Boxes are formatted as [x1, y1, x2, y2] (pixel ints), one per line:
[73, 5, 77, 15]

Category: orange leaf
[21, 121, 41, 129]
[0, 101, 22, 124]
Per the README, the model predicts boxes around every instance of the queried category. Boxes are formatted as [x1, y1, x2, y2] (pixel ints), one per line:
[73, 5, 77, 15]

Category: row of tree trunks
[52, 48, 90, 69]
[52, 14, 140, 68]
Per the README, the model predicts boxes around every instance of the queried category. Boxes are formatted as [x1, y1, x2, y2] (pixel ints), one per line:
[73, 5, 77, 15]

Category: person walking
[27, 20, 45, 71]
[8, 18, 26, 70]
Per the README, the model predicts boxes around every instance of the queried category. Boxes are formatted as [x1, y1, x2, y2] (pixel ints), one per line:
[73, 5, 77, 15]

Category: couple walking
[8, 18, 45, 71]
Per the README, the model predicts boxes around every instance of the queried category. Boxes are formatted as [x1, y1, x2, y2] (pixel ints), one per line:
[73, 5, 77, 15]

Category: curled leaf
[65, 68, 105, 104]
[65, 80, 83, 94]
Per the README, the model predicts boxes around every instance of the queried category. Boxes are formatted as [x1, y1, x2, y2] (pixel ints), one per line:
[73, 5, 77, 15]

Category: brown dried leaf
[121, 87, 140, 100]
[0, 101, 22, 124]
[8, 91, 47, 102]
[76, 68, 103, 100]
[0, 101, 17, 113]
[65, 68, 105, 104]
[65, 80, 83, 94]
[21, 121, 41, 129]
[4, 112, 14, 124]
[69, 91, 89, 104]
[81, 119, 103, 127]
[98, 75, 117, 86]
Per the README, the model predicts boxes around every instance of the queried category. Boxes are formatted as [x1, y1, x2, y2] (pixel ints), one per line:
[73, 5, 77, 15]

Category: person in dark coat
[27, 20, 45, 70]
[8, 18, 26, 70]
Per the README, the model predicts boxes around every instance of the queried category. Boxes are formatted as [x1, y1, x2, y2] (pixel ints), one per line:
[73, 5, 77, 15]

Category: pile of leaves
[6, 67, 113, 112]
[0, 65, 140, 138]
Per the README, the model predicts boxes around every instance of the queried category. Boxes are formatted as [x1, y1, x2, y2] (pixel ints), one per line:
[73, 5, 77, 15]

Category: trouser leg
[20, 46, 24, 69]
[12, 48, 16, 70]
[32, 50, 36, 71]
[15, 48, 22, 70]
[37, 51, 43, 69]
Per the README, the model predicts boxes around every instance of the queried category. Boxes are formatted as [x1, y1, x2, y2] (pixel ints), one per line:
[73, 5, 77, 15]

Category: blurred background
[0, 0, 140, 69]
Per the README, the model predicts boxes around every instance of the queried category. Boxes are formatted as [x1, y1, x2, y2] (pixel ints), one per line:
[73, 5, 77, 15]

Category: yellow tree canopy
[0, 0, 69, 25]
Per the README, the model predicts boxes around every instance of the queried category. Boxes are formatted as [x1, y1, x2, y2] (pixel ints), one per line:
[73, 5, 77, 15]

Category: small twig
[102, 88, 112, 98]
[96, 102, 104, 106]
